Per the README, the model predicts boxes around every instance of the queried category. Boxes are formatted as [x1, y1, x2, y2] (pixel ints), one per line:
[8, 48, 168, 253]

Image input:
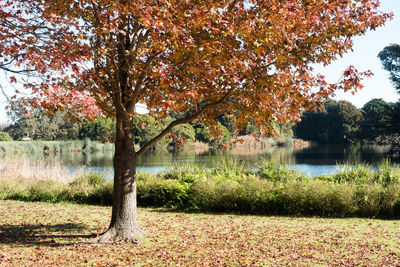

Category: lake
[6, 144, 396, 178]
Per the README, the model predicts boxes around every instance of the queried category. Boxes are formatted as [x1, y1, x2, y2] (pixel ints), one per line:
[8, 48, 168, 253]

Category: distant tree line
[293, 42, 400, 149]
[3, 97, 398, 151]
[2, 102, 296, 150]
[294, 98, 400, 145]
[1, 104, 237, 149]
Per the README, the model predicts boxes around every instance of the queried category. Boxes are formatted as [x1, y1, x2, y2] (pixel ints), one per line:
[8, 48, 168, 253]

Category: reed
[0, 157, 78, 184]
[0, 140, 115, 154]
[1, 157, 400, 218]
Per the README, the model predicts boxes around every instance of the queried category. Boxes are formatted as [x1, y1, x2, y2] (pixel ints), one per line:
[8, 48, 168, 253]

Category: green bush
[354, 184, 384, 217]
[256, 159, 304, 182]
[380, 183, 400, 217]
[332, 164, 374, 184]
[373, 160, 400, 185]
[87, 181, 113, 205]
[137, 175, 189, 208]
[2, 159, 400, 218]
[162, 164, 207, 184]
[69, 172, 106, 188]
[0, 132, 12, 141]
[27, 181, 65, 202]
[281, 180, 356, 217]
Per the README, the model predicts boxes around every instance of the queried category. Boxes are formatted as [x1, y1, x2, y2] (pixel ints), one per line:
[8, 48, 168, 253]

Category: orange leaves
[337, 65, 374, 94]
[0, 0, 391, 136]
[140, 121, 147, 130]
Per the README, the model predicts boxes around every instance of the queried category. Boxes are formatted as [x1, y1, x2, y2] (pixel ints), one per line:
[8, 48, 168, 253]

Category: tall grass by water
[0, 140, 114, 154]
[1, 157, 400, 218]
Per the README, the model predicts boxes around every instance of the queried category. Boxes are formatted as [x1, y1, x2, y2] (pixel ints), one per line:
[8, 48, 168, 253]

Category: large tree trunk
[92, 116, 145, 243]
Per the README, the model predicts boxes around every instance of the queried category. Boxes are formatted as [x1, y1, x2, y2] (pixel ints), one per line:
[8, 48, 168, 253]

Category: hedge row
[1, 160, 400, 218]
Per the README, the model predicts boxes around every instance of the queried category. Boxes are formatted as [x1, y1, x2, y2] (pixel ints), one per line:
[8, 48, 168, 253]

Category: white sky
[0, 0, 399, 124]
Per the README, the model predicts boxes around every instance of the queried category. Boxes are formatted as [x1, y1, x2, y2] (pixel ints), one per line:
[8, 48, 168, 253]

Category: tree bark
[92, 116, 145, 243]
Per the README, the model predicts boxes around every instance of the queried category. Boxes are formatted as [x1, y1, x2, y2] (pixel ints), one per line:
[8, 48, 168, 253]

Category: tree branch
[0, 65, 35, 74]
[136, 88, 234, 158]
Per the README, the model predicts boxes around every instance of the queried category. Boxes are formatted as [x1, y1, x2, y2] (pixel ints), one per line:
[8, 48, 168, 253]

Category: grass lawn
[1, 200, 399, 266]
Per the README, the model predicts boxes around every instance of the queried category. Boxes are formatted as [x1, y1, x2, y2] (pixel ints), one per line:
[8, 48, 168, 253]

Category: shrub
[88, 181, 113, 205]
[27, 180, 64, 202]
[137, 175, 189, 208]
[190, 178, 241, 211]
[0, 132, 12, 141]
[256, 159, 304, 182]
[353, 184, 384, 217]
[380, 183, 400, 217]
[2, 159, 400, 218]
[281, 180, 356, 217]
[331, 164, 374, 184]
[373, 160, 400, 185]
[69, 172, 106, 188]
[162, 164, 207, 184]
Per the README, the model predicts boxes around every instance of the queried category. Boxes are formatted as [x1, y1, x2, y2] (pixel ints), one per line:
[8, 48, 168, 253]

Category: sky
[314, 0, 400, 107]
[0, 0, 399, 124]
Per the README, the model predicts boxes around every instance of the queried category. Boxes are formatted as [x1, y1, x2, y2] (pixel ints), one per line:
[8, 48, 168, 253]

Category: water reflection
[292, 145, 392, 165]
[1, 144, 396, 177]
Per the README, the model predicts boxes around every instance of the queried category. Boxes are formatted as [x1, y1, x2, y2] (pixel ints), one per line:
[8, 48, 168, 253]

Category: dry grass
[229, 134, 273, 153]
[0, 157, 81, 185]
[184, 141, 210, 154]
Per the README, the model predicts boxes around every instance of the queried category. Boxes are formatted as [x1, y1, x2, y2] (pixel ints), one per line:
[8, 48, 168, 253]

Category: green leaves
[378, 44, 400, 93]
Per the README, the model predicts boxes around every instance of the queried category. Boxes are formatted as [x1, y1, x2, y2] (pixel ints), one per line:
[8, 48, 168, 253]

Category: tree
[0, 1, 100, 117]
[390, 101, 400, 135]
[216, 115, 237, 135]
[79, 117, 116, 142]
[294, 99, 362, 144]
[239, 121, 258, 136]
[360, 98, 393, 141]
[330, 100, 363, 143]
[378, 44, 400, 93]
[5, 103, 80, 140]
[0, 0, 390, 243]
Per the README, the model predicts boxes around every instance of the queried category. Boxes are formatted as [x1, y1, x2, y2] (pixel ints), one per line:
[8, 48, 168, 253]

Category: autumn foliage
[0, 0, 392, 243]
[0, 0, 391, 133]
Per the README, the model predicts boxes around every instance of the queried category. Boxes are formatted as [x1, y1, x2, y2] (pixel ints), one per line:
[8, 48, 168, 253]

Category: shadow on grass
[0, 223, 98, 247]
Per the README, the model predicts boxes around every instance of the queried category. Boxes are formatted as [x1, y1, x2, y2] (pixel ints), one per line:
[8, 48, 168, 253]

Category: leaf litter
[1, 200, 399, 266]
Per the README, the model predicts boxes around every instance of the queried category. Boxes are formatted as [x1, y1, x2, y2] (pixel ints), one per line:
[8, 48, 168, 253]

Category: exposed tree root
[87, 226, 148, 244]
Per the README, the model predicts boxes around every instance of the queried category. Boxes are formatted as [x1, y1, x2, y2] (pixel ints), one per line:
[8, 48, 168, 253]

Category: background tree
[1, 0, 390, 243]
[239, 121, 258, 136]
[390, 101, 400, 135]
[378, 44, 400, 156]
[5, 103, 80, 140]
[216, 115, 237, 136]
[378, 44, 400, 93]
[359, 98, 393, 141]
[79, 117, 116, 143]
[294, 99, 362, 144]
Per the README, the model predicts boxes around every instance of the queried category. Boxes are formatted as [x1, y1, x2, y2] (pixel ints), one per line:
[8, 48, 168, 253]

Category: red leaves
[140, 121, 147, 130]
[339, 65, 374, 93]
[0, 0, 391, 141]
